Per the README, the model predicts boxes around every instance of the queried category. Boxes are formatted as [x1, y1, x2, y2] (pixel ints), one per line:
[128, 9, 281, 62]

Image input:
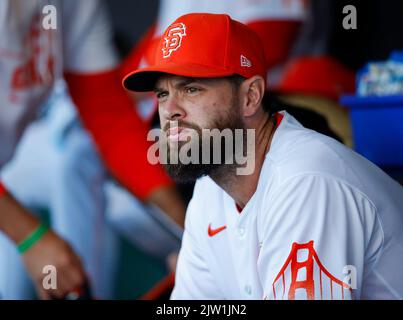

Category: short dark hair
[225, 74, 246, 89]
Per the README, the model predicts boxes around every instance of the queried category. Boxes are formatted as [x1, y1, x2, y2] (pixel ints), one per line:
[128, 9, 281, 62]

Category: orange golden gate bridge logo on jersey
[162, 23, 187, 58]
[271, 241, 352, 300]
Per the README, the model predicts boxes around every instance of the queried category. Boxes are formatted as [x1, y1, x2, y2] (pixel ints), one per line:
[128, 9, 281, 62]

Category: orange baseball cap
[123, 13, 267, 92]
[276, 56, 355, 101]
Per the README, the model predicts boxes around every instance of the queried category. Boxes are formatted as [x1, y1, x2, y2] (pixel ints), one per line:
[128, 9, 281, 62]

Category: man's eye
[185, 87, 200, 94]
[156, 92, 168, 99]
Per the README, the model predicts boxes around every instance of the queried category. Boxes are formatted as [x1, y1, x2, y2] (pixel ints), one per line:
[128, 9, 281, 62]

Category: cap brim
[122, 63, 235, 92]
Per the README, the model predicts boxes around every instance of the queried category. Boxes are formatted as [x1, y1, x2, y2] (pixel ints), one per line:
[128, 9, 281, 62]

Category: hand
[21, 229, 87, 300]
[0, 191, 88, 299]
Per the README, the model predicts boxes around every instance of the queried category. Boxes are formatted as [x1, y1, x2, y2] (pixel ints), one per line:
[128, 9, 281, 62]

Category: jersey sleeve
[62, 0, 118, 72]
[257, 174, 383, 300]
[171, 184, 223, 299]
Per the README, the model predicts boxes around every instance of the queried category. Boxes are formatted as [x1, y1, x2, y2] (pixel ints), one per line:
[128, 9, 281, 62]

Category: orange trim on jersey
[275, 112, 284, 129]
[0, 181, 7, 197]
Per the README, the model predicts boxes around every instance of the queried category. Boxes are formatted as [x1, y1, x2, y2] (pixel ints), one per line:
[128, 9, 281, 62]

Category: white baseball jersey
[171, 111, 403, 300]
[0, 0, 117, 166]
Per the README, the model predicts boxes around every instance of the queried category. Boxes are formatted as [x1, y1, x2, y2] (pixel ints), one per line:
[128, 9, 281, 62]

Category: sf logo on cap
[162, 23, 186, 58]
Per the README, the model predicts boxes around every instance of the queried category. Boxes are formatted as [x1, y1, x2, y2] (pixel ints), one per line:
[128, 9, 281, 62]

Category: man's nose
[162, 95, 186, 121]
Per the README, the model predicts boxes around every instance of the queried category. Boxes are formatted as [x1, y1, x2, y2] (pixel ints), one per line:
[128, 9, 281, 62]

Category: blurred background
[107, 0, 403, 177]
[1, 0, 402, 300]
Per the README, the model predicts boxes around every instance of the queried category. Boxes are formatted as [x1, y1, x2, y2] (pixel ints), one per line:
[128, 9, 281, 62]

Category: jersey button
[238, 228, 245, 237]
[244, 285, 252, 295]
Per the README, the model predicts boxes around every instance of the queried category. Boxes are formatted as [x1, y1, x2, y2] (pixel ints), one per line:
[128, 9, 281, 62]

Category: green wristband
[17, 224, 49, 254]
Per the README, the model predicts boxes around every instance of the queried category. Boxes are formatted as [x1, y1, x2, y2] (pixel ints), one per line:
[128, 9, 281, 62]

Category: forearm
[147, 185, 186, 229]
[0, 182, 40, 244]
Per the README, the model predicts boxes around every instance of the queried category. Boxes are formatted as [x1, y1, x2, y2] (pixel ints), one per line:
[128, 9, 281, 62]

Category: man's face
[155, 75, 244, 183]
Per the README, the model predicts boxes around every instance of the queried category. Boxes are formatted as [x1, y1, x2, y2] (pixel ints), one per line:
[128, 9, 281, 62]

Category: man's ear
[239, 75, 265, 117]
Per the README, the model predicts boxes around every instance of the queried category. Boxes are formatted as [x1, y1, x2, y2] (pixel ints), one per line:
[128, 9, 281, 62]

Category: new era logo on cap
[162, 23, 187, 58]
[240, 55, 252, 68]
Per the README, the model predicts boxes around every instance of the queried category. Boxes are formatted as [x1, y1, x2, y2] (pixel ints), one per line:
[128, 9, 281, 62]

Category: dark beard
[163, 97, 244, 184]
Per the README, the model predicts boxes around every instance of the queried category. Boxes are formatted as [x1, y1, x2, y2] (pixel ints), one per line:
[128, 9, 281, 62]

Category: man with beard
[157, 77, 248, 184]
[123, 13, 403, 299]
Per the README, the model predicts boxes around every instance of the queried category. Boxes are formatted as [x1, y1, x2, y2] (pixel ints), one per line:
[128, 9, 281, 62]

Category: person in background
[0, 0, 185, 299]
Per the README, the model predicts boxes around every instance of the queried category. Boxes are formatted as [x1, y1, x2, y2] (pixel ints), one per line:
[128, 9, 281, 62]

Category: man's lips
[167, 126, 183, 136]
[166, 127, 189, 142]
